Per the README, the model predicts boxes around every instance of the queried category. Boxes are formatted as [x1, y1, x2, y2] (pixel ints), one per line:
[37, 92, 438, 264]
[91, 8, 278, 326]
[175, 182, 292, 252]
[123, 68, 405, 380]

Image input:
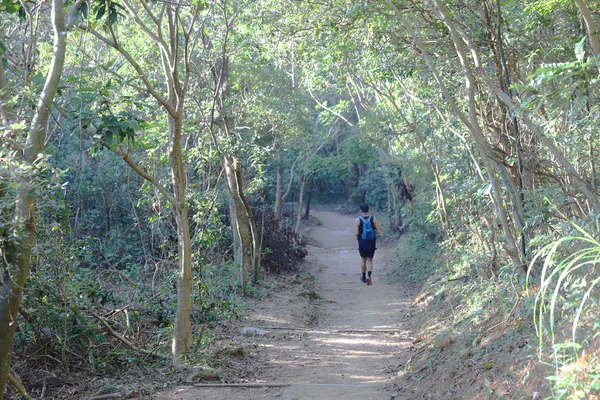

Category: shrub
[256, 210, 307, 272]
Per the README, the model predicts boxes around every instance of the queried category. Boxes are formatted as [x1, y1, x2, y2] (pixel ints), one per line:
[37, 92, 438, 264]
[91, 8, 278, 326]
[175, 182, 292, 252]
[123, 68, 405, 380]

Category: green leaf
[109, 7, 118, 25]
[575, 37, 585, 63]
[0, 0, 20, 13]
[80, 1, 89, 18]
[105, 131, 114, 145]
[95, 3, 106, 21]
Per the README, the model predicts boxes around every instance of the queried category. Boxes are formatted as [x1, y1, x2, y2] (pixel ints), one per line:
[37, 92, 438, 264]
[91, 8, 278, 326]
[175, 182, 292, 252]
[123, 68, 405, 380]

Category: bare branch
[65, 0, 87, 29]
[86, 309, 170, 360]
[308, 89, 354, 127]
[77, 23, 176, 118]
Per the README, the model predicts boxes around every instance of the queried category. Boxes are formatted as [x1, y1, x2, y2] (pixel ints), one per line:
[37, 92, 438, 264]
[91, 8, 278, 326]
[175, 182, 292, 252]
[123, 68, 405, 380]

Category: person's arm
[354, 218, 360, 238]
[374, 217, 382, 235]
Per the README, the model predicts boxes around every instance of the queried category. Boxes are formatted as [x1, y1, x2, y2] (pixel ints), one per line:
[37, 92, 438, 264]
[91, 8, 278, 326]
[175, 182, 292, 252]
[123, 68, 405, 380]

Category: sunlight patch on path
[156, 210, 412, 400]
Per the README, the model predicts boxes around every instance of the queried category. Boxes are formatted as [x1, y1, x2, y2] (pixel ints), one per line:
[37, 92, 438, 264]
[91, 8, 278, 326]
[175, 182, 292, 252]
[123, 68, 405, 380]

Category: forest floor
[156, 210, 420, 400]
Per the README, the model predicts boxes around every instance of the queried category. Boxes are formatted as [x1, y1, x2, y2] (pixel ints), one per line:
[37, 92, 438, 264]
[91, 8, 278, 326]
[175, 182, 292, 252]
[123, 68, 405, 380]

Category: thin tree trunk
[378, 147, 402, 233]
[0, 63, 15, 126]
[0, 0, 67, 393]
[387, 184, 393, 231]
[274, 151, 284, 221]
[429, 0, 523, 270]
[495, 0, 528, 261]
[229, 196, 241, 266]
[574, 0, 600, 58]
[103, 190, 111, 234]
[224, 156, 253, 295]
[279, 155, 300, 222]
[169, 113, 193, 363]
[234, 163, 260, 283]
[416, 133, 450, 236]
[212, 52, 258, 291]
[80, 2, 200, 363]
[295, 173, 307, 232]
[303, 187, 312, 220]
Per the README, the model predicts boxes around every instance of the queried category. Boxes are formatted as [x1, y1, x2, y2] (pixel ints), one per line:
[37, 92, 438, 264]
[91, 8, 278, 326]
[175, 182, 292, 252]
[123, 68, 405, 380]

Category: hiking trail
[157, 210, 415, 400]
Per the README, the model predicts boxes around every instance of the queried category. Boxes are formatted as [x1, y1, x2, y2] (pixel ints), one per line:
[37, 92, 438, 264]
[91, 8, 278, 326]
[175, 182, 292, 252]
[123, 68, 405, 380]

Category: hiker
[354, 204, 382, 285]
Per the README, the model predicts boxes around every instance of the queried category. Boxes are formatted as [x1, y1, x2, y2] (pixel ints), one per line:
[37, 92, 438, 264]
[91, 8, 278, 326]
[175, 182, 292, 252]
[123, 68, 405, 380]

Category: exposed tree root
[8, 370, 32, 400]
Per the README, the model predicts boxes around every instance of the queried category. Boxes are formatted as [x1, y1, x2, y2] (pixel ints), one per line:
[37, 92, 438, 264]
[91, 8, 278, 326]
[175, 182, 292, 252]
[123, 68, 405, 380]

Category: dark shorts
[359, 249, 375, 259]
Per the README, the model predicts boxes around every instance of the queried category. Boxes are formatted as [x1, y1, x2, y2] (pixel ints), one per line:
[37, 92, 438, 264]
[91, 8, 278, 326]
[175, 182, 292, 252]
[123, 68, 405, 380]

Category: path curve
[157, 210, 413, 400]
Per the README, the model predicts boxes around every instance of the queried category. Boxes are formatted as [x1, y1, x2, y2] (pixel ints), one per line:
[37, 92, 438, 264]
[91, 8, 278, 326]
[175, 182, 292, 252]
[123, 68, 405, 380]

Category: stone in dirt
[241, 327, 270, 336]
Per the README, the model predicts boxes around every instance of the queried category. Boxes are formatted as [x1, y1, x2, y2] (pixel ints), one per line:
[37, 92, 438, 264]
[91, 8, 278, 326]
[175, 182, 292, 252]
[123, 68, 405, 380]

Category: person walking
[354, 204, 382, 285]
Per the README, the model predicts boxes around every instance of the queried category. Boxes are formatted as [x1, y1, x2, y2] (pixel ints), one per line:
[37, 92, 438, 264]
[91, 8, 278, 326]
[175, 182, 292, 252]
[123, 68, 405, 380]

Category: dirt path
[156, 210, 414, 400]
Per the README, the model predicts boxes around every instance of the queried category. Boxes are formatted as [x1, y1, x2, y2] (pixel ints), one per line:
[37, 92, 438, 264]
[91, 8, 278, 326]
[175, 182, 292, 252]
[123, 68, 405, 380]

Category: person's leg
[366, 253, 374, 285]
[360, 257, 367, 282]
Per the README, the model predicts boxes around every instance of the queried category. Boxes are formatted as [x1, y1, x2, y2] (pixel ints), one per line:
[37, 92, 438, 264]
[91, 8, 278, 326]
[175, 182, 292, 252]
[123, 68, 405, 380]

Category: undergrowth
[12, 250, 251, 399]
[527, 216, 600, 399]
[387, 230, 439, 285]
[387, 228, 550, 398]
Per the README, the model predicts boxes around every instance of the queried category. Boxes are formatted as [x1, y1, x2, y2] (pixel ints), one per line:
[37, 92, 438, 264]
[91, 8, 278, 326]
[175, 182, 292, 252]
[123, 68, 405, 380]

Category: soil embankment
[157, 210, 415, 399]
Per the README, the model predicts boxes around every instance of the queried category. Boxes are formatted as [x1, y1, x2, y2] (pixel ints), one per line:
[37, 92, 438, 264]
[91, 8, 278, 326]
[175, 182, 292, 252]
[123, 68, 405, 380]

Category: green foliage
[388, 230, 439, 284]
[0, 0, 19, 13]
[524, 0, 572, 16]
[94, 111, 143, 150]
[527, 208, 600, 397]
[195, 262, 243, 323]
[92, 0, 126, 26]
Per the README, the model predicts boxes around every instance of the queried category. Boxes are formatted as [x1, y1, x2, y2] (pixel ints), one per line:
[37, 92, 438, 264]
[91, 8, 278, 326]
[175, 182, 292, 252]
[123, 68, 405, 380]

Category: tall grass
[527, 208, 600, 396]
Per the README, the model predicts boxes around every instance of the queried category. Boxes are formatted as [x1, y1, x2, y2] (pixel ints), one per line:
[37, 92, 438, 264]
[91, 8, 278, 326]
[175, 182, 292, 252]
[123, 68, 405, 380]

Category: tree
[79, 0, 204, 363]
[0, 0, 83, 393]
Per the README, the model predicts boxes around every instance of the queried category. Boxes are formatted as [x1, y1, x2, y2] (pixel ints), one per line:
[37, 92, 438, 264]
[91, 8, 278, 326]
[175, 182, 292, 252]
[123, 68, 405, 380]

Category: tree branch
[77, 23, 177, 118]
[308, 89, 354, 127]
[86, 309, 170, 360]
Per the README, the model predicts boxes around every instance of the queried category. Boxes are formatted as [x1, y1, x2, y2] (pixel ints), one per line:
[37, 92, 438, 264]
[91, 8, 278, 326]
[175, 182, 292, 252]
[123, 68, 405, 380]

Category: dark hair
[359, 204, 369, 213]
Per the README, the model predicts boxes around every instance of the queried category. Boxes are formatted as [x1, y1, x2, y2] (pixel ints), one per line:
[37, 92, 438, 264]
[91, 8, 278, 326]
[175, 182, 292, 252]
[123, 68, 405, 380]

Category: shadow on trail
[157, 209, 414, 400]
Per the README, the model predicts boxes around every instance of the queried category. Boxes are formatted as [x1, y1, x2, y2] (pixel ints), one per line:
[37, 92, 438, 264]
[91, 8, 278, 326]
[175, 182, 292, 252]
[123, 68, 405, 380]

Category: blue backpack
[360, 216, 376, 241]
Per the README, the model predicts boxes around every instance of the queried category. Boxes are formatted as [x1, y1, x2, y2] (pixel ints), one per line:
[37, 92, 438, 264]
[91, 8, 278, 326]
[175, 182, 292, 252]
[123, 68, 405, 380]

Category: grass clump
[387, 230, 440, 285]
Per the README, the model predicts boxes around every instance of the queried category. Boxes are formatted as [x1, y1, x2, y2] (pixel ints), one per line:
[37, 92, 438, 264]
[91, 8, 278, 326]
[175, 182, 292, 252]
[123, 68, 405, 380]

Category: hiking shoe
[360, 275, 366, 283]
[366, 277, 372, 286]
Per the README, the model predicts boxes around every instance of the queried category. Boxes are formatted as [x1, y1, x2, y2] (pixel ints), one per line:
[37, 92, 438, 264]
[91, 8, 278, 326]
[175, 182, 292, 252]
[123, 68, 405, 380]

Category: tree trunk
[495, 0, 528, 261]
[378, 148, 403, 233]
[224, 156, 253, 295]
[211, 47, 259, 291]
[0, 63, 15, 126]
[235, 165, 260, 284]
[103, 190, 111, 234]
[274, 151, 284, 222]
[169, 114, 193, 364]
[574, 0, 600, 59]
[413, 128, 449, 236]
[0, 0, 67, 394]
[80, 1, 201, 364]
[229, 196, 241, 266]
[295, 173, 307, 232]
[279, 155, 300, 223]
[303, 187, 312, 220]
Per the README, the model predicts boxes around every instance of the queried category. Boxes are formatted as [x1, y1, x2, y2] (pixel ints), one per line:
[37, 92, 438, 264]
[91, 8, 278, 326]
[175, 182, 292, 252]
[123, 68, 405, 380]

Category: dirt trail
[156, 210, 414, 400]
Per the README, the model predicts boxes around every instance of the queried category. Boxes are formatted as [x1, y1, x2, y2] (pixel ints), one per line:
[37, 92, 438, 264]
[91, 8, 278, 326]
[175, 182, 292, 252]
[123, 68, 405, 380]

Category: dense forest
[1, 0, 600, 398]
